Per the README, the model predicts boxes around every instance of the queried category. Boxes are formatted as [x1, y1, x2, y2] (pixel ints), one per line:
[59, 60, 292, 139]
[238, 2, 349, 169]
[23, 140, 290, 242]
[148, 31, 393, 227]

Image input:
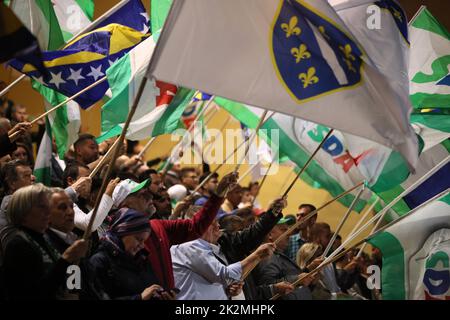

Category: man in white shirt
[62, 163, 117, 232]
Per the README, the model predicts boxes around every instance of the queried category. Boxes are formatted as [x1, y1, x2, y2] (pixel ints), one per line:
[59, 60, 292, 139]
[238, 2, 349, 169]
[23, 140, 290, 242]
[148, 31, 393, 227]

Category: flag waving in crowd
[0, 0, 449, 305]
[148, 0, 419, 168]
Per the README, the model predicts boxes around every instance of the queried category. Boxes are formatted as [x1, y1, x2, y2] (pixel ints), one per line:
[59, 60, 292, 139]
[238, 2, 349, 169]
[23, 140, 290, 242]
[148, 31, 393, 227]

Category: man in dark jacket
[253, 217, 316, 300]
[217, 198, 293, 300]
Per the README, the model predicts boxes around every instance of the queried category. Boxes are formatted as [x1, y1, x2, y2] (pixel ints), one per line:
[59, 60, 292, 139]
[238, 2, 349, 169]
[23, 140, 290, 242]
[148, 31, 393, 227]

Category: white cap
[167, 184, 188, 202]
[112, 179, 140, 208]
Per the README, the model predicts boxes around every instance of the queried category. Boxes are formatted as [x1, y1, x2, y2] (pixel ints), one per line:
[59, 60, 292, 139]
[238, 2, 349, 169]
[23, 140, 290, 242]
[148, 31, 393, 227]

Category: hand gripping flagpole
[270, 187, 449, 300]
[241, 181, 365, 280]
[8, 77, 107, 141]
[82, 75, 149, 239]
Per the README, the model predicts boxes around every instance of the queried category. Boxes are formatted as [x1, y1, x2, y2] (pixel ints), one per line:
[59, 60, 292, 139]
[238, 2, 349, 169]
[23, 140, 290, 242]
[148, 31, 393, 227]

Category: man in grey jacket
[253, 216, 316, 300]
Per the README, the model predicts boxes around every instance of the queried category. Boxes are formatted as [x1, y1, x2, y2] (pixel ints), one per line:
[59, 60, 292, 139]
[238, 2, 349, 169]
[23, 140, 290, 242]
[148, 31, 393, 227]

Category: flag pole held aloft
[8, 76, 107, 141]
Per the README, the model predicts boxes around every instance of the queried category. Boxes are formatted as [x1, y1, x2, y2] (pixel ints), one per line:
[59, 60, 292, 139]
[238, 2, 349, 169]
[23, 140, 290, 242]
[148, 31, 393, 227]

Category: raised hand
[214, 172, 238, 197]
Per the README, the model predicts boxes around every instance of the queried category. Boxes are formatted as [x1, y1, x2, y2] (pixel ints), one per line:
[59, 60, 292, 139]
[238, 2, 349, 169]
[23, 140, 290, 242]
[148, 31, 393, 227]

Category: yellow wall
[0, 0, 375, 251]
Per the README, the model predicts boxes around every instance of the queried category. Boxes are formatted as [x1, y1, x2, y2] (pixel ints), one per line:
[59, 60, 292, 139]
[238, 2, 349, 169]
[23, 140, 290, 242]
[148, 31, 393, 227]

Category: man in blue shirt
[194, 172, 219, 206]
[171, 218, 275, 300]
[285, 204, 317, 261]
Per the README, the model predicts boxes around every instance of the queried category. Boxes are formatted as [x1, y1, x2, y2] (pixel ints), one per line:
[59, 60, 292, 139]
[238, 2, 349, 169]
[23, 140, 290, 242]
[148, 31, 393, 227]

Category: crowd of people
[0, 91, 383, 300]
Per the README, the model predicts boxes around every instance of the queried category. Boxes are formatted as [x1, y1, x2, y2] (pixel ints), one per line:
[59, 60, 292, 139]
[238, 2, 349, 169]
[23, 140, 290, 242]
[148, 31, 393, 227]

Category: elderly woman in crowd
[0, 184, 88, 300]
[88, 208, 175, 300]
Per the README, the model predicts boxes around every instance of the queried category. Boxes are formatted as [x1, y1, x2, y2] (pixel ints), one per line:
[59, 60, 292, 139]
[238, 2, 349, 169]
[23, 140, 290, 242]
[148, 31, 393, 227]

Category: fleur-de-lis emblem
[291, 44, 311, 63]
[298, 67, 319, 88]
[318, 26, 330, 41]
[281, 16, 301, 38]
[339, 44, 356, 72]
[392, 8, 402, 21]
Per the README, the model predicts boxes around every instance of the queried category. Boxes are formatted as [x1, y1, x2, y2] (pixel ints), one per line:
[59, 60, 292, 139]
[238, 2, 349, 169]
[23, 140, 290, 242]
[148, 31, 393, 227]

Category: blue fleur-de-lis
[299, 67, 319, 88]
[339, 44, 356, 73]
[291, 44, 311, 63]
[281, 16, 301, 38]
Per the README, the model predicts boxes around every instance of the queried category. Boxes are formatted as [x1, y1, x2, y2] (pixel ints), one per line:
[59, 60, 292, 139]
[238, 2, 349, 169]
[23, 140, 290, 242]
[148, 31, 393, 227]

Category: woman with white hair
[0, 184, 88, 300]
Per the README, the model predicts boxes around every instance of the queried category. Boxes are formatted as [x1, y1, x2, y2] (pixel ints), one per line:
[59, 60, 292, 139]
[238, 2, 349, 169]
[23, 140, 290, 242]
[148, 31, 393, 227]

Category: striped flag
[34, 124, 53, 186]
[11, 0, 95, 158]
[148, 0, 419, 169]
[99, 35, 192, 142]
[368, 190, 450, 300]
[409, 8, 450, 110]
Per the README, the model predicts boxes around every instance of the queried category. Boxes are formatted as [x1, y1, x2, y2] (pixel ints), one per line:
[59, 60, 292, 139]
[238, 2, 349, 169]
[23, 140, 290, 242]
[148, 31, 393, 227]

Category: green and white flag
[372, 140, 449, 217]
[32, 81, 81, 159]
[217, 99, 449, 213]
[11, 0, 94, 158]
[411, 110, 450, 151]
[99, 35, 192, 142]
[52, 0, 94, 41]
[8, 0, 64, 50]
[410, 8, 450, 110]
[215, 98, 369, 211]
[34, 123, 53, 186]
[150, 0, 172, 35]
[368, 190, 450, 300]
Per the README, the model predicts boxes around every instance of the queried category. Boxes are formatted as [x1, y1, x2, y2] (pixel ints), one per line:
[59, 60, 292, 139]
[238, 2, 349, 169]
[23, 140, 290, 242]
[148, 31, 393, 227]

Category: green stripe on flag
[32, 81, 74, 158]
[151, 0, 172, 33]
[371, 152, 410, 193]
[410, 93, 450, 109]
[35, 0, 65, 50]
[411, 112, 450, 133]
[101, 54, 133, 133]
[441, 139, 450, 153]
[411, 8, 450, 40]
[34, 167, 52, 186]
[439, 192, 450, 205]
[215, 97, 366, 212]
[75, 0, 94, 21]
[96, 125, 122, 144]
[368, 231, 406, 300]
[411, 55, 450, 84]
[152, 87, 196, 136]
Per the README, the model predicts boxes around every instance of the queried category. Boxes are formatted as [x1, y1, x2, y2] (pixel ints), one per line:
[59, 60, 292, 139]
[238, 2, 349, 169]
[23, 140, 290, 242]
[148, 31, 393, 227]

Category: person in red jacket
[117, 172, 237, 290]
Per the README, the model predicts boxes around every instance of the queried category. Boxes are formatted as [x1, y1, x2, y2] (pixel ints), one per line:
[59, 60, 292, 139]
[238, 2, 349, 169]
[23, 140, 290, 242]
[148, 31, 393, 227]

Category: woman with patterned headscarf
[89, 208, 175, 300]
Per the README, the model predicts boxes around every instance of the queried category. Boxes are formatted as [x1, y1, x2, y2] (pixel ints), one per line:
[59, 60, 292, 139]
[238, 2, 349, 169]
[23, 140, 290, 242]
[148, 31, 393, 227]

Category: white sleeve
[73, 194, 114, 231]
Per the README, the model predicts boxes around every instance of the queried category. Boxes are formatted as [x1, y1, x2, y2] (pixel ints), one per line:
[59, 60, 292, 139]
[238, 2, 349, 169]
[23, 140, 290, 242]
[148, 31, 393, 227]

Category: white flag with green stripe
[11, 0, 94, 158]
[52, 0, 94, 41]
[371, 140, 449, 217]
[99, 35, 192, 142]
[368, 190, 450, 300]
[9, 0, 64, 50]
[34, 125, 53, 186]
[410, 8, 450, 110]
[217, 98, 449, 213]
[215, 98, 371, 211]
[411, 111, 450, 151]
